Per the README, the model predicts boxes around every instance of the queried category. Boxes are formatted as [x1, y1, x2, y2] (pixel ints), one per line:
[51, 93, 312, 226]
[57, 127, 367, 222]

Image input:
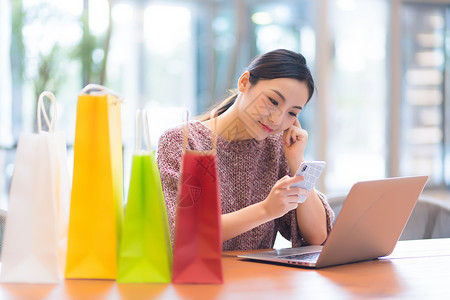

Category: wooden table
[1, 238, 450, 299]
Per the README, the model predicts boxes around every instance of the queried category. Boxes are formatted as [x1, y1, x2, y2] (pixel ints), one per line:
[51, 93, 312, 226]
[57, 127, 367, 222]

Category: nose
[268, 110, 282, 126]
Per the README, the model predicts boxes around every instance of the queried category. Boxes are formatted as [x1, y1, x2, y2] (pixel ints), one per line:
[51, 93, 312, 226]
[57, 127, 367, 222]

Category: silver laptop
[238, 176, 429, 268]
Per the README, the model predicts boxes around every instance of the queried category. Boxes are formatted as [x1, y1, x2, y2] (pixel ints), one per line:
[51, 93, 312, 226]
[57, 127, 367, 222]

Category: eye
[268, 97, 278, 106]
[289, 112, 297, 117]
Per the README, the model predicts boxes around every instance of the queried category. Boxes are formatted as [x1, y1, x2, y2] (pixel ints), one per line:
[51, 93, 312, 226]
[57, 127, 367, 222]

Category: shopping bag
[172, 113, 223, 284]
[117, 110, 172, 283]
[0, 91, 70, 283]
[65, 84, 124, 279]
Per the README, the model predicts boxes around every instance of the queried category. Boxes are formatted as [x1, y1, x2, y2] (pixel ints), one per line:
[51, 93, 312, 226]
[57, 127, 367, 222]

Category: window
[400, 3, 447, 187]
[327, 0, 388, 192]
[2, 0, 450, 206]
[251, 1, 318, 159]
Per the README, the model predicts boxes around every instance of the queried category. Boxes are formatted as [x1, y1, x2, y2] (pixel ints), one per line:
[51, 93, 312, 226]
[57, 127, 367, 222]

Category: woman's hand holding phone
[261, 175, 309, 219]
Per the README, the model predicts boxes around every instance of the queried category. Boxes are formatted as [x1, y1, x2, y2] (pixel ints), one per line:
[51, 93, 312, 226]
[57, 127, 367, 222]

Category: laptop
[238, 176, 429, 268]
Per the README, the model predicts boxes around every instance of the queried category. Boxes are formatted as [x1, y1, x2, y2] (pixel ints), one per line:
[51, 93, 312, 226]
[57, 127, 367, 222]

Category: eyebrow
[270, 89, 303, 110]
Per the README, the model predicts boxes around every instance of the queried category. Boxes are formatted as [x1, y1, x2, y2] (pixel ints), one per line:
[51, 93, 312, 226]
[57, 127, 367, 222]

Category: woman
[157, 49, 334, 251]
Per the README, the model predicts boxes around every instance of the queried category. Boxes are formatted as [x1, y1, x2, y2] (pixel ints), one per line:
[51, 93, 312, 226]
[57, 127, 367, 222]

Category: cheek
[272, 118, 294, 134]
[242, 94, 267, 118]
[282, 117, 295, 129]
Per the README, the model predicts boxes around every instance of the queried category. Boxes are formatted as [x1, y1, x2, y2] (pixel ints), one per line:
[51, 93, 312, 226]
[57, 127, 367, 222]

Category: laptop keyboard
[281, 252, 321, 262]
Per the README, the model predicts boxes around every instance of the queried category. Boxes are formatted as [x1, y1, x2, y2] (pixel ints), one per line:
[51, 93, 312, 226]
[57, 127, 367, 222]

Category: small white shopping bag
[0, 91, 70, 284]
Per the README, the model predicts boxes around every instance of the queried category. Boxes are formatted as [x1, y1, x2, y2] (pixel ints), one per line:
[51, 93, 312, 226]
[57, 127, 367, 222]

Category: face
[237, 72, 310, 140]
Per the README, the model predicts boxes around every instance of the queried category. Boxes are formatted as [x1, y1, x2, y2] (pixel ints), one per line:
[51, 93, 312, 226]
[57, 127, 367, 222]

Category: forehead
[253, 78, 309, 106]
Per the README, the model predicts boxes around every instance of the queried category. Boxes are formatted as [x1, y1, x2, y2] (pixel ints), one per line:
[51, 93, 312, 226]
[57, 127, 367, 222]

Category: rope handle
[79, 84, 124, 103]
[135, 109, 151, 152]
[182, 109, 218, 152]
[182, 109, 190, 151]
[211, 109, 218, 151]
[37, 91, 57, 133]
[142, 110, 151, 150]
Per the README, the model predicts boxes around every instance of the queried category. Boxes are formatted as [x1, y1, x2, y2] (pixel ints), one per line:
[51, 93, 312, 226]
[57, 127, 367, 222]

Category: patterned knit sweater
[157, 120, 334, 251]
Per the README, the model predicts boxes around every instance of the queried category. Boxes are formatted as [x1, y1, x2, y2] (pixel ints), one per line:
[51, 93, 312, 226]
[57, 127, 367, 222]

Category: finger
[286, 198, 299, 209]
[284, 128, 293, 145]
[284, 188, 310, 201]
[286, 186, 309, 196]
[278, 175, 304, 188]
[284, 186, 303, 196]
[287, 190, 309, 204]
[284, 127, 294, 146]
[290, 130, 298, 144]
[275, 175, 292, 187]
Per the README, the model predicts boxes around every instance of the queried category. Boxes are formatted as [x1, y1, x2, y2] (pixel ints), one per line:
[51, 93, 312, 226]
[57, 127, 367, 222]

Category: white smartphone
[291, 161, 326, 203]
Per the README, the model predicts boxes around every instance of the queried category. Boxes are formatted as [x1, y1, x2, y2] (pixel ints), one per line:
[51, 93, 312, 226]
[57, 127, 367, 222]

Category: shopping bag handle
[182, 109, 189, 151]
[37, 91, 57, 133]
[182, 109, 217, 152]
[135, 109, 151, 152]
[79, 84, 124, 103]
[211, 109, 218, 151]
[143, 110, 151, 150]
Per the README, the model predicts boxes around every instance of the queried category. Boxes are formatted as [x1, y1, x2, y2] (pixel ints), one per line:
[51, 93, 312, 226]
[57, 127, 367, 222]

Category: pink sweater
[157, 120, 334, 250]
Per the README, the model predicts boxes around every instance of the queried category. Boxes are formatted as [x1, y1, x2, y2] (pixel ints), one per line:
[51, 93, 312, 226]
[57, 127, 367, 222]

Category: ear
[238, 71, 250, 92]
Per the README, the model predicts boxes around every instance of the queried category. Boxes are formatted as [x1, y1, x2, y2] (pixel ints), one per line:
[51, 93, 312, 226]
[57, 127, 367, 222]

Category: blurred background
[1, 0, 449, 208]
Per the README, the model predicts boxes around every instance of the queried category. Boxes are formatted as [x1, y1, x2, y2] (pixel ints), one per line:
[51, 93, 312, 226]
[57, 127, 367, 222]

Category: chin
[254, 127, 280, 140]
[246, 121, 278, 140]
[254, 130, 274, 141]
[254, 135, 267, 141]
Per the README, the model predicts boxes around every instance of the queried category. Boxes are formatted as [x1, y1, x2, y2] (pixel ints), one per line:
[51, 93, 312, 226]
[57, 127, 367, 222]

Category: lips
[259, 121, 273, 133]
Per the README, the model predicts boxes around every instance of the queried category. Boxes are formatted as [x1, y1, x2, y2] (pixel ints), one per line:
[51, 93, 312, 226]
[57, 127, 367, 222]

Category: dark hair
[199, 49, 315, 121]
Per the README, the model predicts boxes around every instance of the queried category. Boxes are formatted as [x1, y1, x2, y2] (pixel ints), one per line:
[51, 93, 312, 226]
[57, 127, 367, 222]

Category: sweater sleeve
[156, 127, 184, 246]
[278, 190, 335, 247]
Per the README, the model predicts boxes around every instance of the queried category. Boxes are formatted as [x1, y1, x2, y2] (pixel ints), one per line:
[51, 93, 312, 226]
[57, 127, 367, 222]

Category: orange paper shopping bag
[65, 84, 124, 279]
[171, 116, 223, 284]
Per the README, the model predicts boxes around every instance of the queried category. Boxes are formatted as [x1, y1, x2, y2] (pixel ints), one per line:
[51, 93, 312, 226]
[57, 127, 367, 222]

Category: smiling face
[237, 72, 310, 140]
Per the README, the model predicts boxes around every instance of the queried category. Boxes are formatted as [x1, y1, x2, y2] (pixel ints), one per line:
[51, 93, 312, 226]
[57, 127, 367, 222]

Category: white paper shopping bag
[0, 91, 70, 284]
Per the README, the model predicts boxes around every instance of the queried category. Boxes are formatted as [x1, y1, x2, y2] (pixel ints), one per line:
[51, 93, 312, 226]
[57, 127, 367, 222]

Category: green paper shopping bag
[117, 110, 173, 283]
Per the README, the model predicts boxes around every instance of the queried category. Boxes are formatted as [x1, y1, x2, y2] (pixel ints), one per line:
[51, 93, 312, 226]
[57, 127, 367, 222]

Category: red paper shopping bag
[171, 122, 223, 284]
